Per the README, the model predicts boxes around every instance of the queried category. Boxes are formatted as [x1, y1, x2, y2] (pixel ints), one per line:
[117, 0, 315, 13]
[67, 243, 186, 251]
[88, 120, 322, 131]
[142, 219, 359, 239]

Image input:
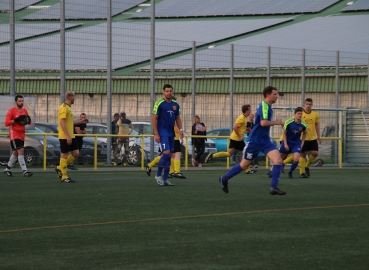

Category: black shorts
[10, 139, 24, 151]
[76, 137, 83, 151]
[301, 140, 319, 152]
[229, 139, 245, 151]
[174, 140, 181, 153]
[59, 138, 79, 153]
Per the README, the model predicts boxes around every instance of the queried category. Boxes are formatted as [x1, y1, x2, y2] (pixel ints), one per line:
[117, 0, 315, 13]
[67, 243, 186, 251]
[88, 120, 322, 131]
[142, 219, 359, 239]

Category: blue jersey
[152, 98, 181, 137]
[248, 101, 273, 143]
[283, 117, 307, 145]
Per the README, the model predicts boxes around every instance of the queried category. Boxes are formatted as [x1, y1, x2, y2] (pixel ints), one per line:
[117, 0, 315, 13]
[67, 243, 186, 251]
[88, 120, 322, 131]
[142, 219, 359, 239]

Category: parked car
[0, 127, 60, 166]
[132, 121, 217, 163]
[34, 122, 107, 163]
[85, 122, 108, 143]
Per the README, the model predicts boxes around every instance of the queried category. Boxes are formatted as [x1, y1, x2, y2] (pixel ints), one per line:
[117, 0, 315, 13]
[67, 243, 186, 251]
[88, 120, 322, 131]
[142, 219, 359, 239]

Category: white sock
[18, 155, 28, 171]
[7, 154, 18, 169]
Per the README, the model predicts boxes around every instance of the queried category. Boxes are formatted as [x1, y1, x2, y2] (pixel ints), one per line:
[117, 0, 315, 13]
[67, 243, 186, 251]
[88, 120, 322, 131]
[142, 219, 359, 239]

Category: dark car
[35, 122, 107, 163]
[0, 127, 60, 166]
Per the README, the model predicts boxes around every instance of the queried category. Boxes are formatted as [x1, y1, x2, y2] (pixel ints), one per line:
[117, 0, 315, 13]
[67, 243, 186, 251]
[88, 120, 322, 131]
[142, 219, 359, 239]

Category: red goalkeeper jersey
[4, 107, 30, 141]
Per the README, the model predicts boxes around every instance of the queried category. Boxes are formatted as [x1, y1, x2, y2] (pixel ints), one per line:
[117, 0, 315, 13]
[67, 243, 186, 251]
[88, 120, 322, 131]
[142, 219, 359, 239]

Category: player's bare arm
[175, 115, 184, 139]
[152, 114, 160, 143]
[316, 122, 321, 144]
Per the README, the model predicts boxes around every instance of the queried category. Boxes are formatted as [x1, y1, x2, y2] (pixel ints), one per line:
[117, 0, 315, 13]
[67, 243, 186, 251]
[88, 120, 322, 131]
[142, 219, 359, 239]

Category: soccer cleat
[67, 165, 78, 170]
[168, 173, 173, 178]
[61, 177, 75, 183]
[55, 167, 62, 179]
[305, 167, 310, 177]
[246, 169, 257, 174]
[253, 164, 259, 169]
[0, 161, 7, 166]
[204, 153, 213, 164]
[155, 175, 164, 186]
[288, 171, 293, 178]
[4, 169, 13, 177]
[281, 163, 285, 173]
[299, 173, 309, 178]
[219, 176, 229, 194]
[191, 158, 197, 167]
[164, 180, 174, 186]
[172, 172, 186, 179]
[23, 171, 33, 177]
[145, 165, 151, 176]
[269, 188, 287, 195]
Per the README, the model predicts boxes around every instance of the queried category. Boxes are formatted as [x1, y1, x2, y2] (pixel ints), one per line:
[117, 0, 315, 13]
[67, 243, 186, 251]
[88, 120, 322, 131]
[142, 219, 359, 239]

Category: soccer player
[300, 98, 321, 178]
[219, 86, 286, 195]
[279, 107, 307, 178]
[3, 95, 33, 177]
[205, 104, 255, 174]
[68, 112, 87, 170]
[55, 91, 89, 183]
[152, 84, 184, 186]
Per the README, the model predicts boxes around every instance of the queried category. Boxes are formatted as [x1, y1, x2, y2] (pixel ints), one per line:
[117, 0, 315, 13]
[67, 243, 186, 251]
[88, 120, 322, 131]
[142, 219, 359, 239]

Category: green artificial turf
[0, 169, 368, 270]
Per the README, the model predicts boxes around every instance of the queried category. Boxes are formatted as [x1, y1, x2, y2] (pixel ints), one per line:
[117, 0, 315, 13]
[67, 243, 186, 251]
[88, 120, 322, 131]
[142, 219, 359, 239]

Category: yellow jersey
[58, 103, 75, 139]
[174, 125, 180, 140]
[302, 110, 320, 141]
[230, 114, 247, 141]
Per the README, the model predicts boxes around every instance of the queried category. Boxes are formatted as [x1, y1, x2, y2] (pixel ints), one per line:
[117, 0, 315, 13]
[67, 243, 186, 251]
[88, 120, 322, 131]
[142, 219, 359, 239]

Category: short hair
[15, 95, 23, 101]
[113, 113, 119, 117]
[163, 84, 173, 90]
[65, 91, 75, 99]
[294, 107, 303, 114]
[305, 98, 313, 103]
[80, 113, 86, 117]
[263, 86, 277, 98]
[242, 104, 251, 113]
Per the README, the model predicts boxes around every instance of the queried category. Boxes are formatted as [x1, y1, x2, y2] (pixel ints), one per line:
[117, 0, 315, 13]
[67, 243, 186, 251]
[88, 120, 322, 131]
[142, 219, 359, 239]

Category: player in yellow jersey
[299, 98, 321, 178]
[55, 91, 89, 183]
[205, 104, 255, 173]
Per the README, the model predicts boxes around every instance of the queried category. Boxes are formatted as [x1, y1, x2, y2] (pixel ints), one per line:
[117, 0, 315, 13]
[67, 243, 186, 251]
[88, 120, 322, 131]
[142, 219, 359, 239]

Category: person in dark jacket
[191, 115, 206, 167]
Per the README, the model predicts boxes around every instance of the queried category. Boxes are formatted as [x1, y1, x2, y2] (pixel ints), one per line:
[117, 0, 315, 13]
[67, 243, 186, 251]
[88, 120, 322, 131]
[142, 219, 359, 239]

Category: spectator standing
[68, 113, 87, 170]
[3, 95, 33, 177]
[116, 111, 134, 166]
[191, 115, 206, 167]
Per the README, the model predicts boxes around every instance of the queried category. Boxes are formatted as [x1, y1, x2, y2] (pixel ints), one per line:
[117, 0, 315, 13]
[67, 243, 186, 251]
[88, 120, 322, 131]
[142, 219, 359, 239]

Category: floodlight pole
[191, 41, 196, 160]
[9, 0, 15, 95]
[149, 0, 155, 161]
[301, 49, 306, 105]
[60, 0, 66, 104]
[230, 44, 234, 134]
[267, 46, 271, 86]
[367, 54, 369, 108]
[106, 0, 112, 165]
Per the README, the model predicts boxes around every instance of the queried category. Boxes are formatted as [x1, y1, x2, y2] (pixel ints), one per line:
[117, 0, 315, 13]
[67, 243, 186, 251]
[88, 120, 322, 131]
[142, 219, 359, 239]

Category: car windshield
[26, 127, 45, 133]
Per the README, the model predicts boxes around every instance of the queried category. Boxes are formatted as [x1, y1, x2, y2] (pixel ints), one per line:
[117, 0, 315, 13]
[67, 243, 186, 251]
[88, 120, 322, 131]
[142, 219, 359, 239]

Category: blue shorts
[159, 136, 174, 153]
[279, 142, 301, 154]
[243, 140, 278, 160]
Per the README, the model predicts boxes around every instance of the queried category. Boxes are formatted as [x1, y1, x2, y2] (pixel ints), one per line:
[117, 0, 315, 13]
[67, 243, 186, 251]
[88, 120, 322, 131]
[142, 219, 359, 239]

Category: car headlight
[39, 140, 56, 149]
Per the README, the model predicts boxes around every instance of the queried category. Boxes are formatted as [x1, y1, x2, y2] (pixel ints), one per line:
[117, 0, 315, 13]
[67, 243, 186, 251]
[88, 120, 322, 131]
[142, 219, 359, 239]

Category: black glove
[15, 115, 31, 125]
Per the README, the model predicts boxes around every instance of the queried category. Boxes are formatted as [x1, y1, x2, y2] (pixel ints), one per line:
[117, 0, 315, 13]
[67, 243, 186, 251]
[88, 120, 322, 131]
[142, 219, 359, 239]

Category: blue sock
[224, 164, 243, 182]
[271, 165, 281, 189]
[157, 153, 171, 177]
[290, 161, 298, 173]
[163, 154, 171, 180]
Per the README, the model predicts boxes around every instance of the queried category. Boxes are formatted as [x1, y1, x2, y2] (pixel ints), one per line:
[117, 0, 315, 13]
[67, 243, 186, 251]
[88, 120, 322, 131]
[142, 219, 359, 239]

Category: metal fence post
[301, 49, 306, 105]
[106, 0, 112, 166]
[60, 0, 65, 104]
[335, 51, 340, 164]
[267, 46, 271, 86]
[149, 0, 155, 161]
[9, 0, 15, 95]
[191, 41, 196, 167]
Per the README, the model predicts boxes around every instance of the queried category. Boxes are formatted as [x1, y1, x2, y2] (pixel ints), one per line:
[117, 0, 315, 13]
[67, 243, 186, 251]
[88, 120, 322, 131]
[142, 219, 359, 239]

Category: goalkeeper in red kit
[3, 95, 33, 177]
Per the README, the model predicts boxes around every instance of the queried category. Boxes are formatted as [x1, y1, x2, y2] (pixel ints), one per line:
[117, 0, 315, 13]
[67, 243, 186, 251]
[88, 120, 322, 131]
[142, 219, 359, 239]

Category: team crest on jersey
[299, 127, 303, 131]
[172, 106, 177, 110]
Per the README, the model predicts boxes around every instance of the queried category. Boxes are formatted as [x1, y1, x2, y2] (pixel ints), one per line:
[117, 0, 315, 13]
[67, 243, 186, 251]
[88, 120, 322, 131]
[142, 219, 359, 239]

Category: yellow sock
[270, 165, 274, 172]
[306, 155, 316, 168]
[148, 155, 161, 168]
[299, 157, 306, 174]
[213, 152, 231, 159]
[66, 154, 75, 166]
[170, 158, 175, 174]
[174, 160, 181, 173]
[59, 158, 68, 179]
[284, 155, 294, 165]
[245, 167, 250, 172]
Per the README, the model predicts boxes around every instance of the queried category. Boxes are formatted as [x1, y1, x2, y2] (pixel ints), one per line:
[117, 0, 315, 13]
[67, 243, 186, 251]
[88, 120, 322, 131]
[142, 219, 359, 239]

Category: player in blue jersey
[152, 84, 184, 186]
[279, 107, 307, 178]
[219, 86, 286, 195]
